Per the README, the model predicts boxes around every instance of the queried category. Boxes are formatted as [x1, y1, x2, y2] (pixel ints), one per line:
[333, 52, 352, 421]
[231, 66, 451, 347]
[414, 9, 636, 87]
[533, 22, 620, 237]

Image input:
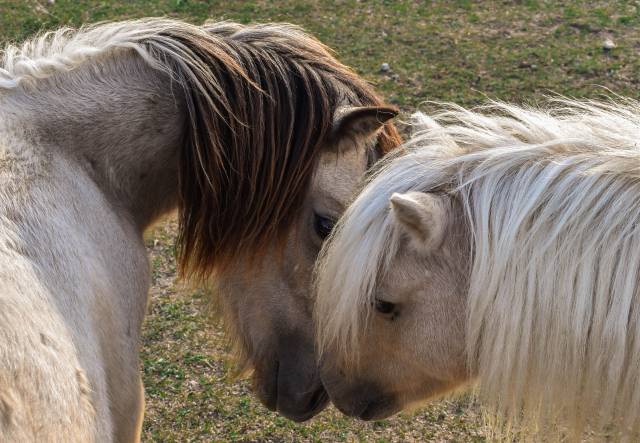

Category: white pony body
[0, 126, 149, 441]
[0, 22, 197, 441]
[315, 98, 640, 440]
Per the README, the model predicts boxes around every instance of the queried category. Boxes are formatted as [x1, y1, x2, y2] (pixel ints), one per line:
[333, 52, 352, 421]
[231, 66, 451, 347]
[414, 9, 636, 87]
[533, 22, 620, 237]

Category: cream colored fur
[0, 18, 398, 440]
[0, 126, 149, 442]
[316, 98, 640, 440]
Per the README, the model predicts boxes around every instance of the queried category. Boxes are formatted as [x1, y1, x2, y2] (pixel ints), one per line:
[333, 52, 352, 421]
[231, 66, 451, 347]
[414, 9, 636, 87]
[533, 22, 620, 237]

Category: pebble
[380, 62, 390, 72]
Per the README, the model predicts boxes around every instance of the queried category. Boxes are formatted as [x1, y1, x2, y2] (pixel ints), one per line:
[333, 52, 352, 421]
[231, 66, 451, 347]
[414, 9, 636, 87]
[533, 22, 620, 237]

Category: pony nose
[332, 393, 397, 421]
[252, 356, 329, 421]
[320, 373, 399, 421]
[276, 383, 329, 422]
[332, 396, 370, 418]
[270, 333, 329, 421]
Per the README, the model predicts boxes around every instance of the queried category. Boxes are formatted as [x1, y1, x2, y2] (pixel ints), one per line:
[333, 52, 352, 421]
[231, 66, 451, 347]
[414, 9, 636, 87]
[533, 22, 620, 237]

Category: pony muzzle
[329, 383, 399, 421]
[252, 341, 329, 422]
[320, 364, 400, 421]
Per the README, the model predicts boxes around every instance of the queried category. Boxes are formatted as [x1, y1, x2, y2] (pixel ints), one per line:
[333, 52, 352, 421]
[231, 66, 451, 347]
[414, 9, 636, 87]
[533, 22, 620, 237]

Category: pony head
[316, 99, 640, 439]
[192, 22, 402, 421]
[314, 130, 471, 420]
[217, 103, 399, 421]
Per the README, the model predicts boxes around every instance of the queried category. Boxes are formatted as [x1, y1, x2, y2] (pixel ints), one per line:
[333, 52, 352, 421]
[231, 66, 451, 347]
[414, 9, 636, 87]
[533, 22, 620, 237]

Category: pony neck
[2, 53, 184, 230]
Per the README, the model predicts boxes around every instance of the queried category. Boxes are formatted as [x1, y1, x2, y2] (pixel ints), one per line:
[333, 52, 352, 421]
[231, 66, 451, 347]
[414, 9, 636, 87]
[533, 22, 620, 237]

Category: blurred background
[1, 1, 637, 441]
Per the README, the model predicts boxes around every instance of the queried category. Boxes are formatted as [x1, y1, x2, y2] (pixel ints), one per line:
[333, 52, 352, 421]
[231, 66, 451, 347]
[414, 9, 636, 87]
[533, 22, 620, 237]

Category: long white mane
[316, 97, 640, 439]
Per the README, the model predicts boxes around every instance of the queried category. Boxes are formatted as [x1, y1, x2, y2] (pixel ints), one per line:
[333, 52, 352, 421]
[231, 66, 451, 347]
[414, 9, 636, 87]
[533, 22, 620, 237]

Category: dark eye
[314, 213, 335, 240]
[375, 299, 396, 315]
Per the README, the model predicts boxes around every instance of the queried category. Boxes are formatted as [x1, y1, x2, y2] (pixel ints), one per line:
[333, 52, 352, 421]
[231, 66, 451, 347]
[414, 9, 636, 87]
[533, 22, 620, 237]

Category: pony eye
[314, 213, 335, 240]
[375, 299, 396, 315]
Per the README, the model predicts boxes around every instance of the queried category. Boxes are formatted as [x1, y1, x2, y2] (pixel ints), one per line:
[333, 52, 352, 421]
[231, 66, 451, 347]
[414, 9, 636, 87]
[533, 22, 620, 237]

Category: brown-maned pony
[0, 18, 400, 442]
[216, 108, 400, 421]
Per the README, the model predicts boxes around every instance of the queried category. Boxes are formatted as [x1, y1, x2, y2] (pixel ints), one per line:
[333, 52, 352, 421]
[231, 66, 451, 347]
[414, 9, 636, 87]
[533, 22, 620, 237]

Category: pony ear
[390, 192, 448, 252]
[330, 106, 398, 152]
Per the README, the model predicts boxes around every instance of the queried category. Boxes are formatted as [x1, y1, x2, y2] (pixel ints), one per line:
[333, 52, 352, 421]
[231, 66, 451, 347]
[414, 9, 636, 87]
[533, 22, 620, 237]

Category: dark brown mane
[151, 21, 401, 279]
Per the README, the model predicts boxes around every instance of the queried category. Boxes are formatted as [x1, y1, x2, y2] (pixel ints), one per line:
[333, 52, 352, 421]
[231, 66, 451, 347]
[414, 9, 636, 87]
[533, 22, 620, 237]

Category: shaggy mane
[1, 18, 400, 278]
[316, 97, 640, 440]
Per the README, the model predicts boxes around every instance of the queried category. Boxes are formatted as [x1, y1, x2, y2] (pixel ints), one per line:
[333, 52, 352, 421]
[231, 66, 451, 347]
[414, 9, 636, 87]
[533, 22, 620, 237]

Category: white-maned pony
[316, 98, 640, 441]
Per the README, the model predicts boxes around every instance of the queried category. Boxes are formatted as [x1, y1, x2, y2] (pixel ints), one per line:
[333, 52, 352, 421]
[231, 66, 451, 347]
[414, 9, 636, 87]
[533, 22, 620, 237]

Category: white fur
[316, 98, 640, 439]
